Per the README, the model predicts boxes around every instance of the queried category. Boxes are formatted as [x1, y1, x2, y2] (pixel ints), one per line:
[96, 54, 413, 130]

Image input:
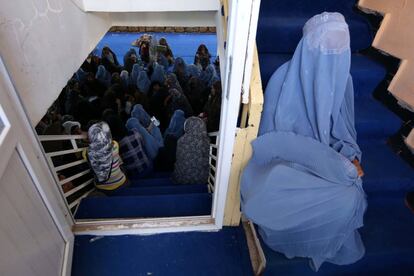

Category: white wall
[76, 0, 219, 12]
[0, 1, 218, 126]
[0, 0, 111, 125]
[111, 11, 216, 27]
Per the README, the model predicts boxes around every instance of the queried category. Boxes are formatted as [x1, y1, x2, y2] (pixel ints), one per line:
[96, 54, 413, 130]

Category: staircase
[75, 173, 212, 219]
[256, 0, 414, 274]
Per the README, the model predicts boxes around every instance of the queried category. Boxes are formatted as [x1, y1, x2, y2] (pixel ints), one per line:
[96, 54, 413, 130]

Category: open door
[0, 58, 74, 275]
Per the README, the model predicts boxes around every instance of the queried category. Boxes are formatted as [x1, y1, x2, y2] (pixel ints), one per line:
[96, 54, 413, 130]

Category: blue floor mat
[95, 32, 217, 65]
[72, 226, 253, 276]
[75, 193, 212, 219]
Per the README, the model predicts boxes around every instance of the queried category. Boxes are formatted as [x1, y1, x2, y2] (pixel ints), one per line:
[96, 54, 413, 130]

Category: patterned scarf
[87, 122, 113, 183]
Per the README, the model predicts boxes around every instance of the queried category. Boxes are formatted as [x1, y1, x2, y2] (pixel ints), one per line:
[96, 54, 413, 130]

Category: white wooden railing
[39, 131, 220, 214]
[38, 134, 94, 214]
[208, 131, 219, 193]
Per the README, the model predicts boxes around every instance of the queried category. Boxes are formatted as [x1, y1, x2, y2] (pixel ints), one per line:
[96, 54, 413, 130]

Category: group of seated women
[36, 35, 222, 194]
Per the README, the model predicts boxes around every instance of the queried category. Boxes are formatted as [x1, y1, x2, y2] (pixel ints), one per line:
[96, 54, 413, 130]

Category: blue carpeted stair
[72, 227, 253, 276]
[75, 175, 212, 219]
[256, 0, 414, 274]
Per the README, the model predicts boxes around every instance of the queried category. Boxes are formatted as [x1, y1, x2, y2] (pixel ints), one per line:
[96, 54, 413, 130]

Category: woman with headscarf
[62, 121, 82, 135]
[158, 37, 174, 58]
[154, 109, 186, 172]
[164, 109, 186, 139]
[85, 122, 127, 192]
[137, 71, 151, 95]
[124, 48, 141, 73]
[126, 104, 163, 160]
[165, 73, 183, 94]
[202, 80, 222, 132]
[194, 44, 211, 68]
[186, 64, 201, 79]
[165, 88, 193, 119]
[200, 64, 219, 88]
[120, 70, 129, 90]
[186, 76, 207, 115]
[130, 64, 144, 87]
[101, 46, 121, 73]
[96, 65, 112, 88]
[148, 82, 169, 131]
[103, 110, 153, 178]
[123, 48, 137, 65]
[240, 12, 366, 271]
[151, 62, 166, 84]
[173, 57, 188, 87]
[172, 117, 210, 184]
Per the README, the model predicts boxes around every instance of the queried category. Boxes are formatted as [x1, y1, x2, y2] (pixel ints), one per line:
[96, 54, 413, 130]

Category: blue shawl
[241, 12, 367, 271]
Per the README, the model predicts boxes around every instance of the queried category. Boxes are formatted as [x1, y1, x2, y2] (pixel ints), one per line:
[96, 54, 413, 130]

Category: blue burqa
[240, 12, 367, 271]
[130, 64, 144, 87]
[151, 62, 166, 84]
[164, 109, 186, 139]
[95, 65, 111, 88]
[131, 104, 164, 147]
[137, 71, 151, 94]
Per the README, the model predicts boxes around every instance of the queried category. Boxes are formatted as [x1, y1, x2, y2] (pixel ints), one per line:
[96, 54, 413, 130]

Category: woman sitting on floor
[172, 117, 210, 185]
[85, 122, 127, 194]
[240, 12, 367, 271]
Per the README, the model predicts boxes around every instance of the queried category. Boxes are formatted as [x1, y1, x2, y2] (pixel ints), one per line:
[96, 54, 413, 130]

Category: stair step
[75, 193, 212, 219]
[257, 16, 372, 54]
[259, 0, 362, 17]
[72, 226, 253, 276]
[355, 98, 401, 139]
[130, 177, 175, 187]
[258, 53, 387, 98]
[260, 193, 414, 275]
[359, 141, 414, 194]
[112, 184, 209, 196]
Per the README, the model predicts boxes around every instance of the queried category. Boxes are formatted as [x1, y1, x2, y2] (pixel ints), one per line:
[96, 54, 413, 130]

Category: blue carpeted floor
[256, 0, 414, 274]
[71, 227, 253, 276]
[95, 32, 217, 65]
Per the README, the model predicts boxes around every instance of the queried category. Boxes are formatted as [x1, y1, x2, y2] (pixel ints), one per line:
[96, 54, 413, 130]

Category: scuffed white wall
[0, 0, 111, 125]
[0, 0, 219, 126]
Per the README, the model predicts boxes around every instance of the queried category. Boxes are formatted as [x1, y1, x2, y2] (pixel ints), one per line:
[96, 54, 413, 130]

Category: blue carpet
[72, 227, 253, 276]
[112, 184, 208, 196]
[75, 193, 212, 219]
[129, 176, 176, 187]
[95, 32, 217, 65]
[256, 0, 413, 274]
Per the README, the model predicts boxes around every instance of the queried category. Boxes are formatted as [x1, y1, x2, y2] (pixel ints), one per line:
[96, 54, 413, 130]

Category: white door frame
[72, 1, 261, 235]
[0, 57, 74, 275]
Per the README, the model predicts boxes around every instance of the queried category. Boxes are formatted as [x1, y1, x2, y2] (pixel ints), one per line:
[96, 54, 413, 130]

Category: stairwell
[256, 0, 414, 274]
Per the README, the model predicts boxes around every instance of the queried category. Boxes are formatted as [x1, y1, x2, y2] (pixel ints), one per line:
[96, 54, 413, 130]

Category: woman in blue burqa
[240, 12, 367, 271]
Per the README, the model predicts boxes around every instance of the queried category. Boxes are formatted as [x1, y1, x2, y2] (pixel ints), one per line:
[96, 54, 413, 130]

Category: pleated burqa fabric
[241, 12, 367, 271]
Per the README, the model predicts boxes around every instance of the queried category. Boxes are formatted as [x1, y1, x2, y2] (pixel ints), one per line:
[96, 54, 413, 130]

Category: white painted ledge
[72, 0, 220, 12]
